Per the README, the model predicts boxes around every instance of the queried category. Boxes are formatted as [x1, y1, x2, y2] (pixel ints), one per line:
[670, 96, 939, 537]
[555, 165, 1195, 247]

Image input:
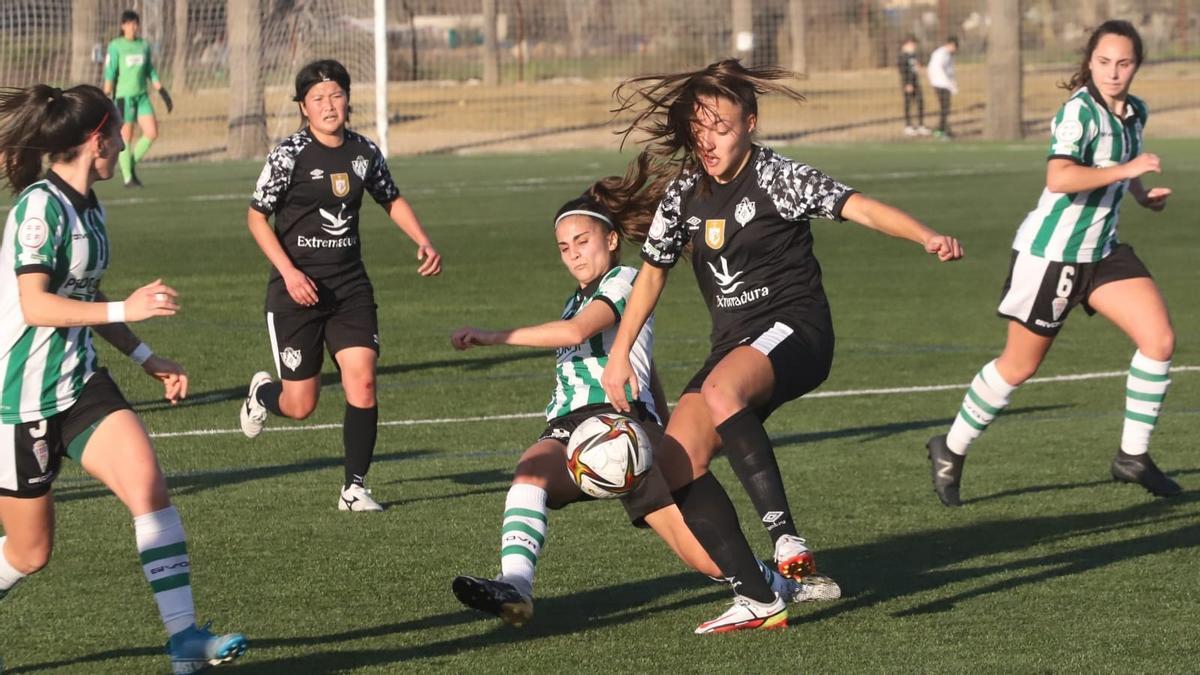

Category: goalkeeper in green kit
[103, 9, 173, 188]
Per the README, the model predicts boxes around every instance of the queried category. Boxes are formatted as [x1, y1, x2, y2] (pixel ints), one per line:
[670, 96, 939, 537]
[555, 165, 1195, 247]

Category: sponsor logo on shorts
[548, 428, 571, 441]
[734, 197, 756, 226]
[1034, 319, 1063, 329]
[352, 155, 369, 180]
[331, 173, 350, 197]
[281, 347, 302, 371]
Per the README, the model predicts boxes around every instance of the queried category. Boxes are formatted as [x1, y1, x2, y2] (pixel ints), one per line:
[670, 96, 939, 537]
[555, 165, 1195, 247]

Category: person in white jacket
[927, 36, 959, 137]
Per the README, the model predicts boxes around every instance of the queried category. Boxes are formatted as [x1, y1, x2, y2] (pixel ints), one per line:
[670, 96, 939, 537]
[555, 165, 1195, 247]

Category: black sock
[255, 381, 284, 416]
[343, 403, 378, 488]
[671, 472, 775, 603]
[718, 407, 798, 545]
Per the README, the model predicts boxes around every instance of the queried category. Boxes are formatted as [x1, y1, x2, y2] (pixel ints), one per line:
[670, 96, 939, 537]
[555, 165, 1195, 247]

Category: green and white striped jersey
[1012, 85, 1147, 263]
[0, 173, 109, 423]
[545, 265, 658, 421]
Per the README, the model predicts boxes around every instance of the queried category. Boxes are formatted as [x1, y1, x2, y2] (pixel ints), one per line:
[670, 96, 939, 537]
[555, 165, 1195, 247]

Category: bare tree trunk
[732, 0, 753, 62]
[985, 0, 1022, 140]
[788, 0, 807, 76]
[70, 0, 101, 85]
[482, 0, 499, 85]
[227, 0, 266, 159]
[172, 0, 189, 91]
[565, 0, 585, 59]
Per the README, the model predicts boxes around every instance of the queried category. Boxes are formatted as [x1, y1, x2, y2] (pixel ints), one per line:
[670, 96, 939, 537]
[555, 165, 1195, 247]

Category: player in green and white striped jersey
[927, 21, 1179, 506]
[448, 182, 835, 627]
[0, 83, 243, 672]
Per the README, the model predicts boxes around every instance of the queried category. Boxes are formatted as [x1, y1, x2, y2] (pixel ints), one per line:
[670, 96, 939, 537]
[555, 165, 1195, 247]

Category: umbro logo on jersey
[318, 203, 351, 236]
[686, 216, 702, 228]
[310, 169, 325, 180]
[281, 347, 302, 371]
[352, 155, 369, 180]
[734, 197, 756, 226]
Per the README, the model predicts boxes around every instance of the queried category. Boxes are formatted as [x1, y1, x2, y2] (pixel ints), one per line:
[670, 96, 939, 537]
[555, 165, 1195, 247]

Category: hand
[904, 84, 914, 94]
[281, 267, 319, 306]
[123, 279, 179, 322]
[924, 234, 963, 262]
[1124, 153, 1161, 180]
[1138, 186, 1171, 211]
[450, 327, 491, 351]
[141, 355, 189, 404]
[158, 87, 174, 114]
[600, 352, 637, 414]
[416, 243, 441, 276]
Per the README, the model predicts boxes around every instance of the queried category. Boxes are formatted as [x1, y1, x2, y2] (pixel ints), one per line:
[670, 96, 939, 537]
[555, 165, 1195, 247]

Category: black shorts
[0, 369, 132, 499]
[997, 244, 1151, 337]
[266, 290, 380, 380]
[537, 402, 672, 529]
[686, 315, 834, 420]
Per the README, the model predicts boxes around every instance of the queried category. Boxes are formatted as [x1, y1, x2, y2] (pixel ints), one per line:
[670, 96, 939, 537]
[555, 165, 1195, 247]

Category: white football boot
[763, 560, 841, 603]
[694, 593, 787, 634]
[774, 534, 818, 580]
[338, 484, 384, 512]
[239, 371, 272, 438]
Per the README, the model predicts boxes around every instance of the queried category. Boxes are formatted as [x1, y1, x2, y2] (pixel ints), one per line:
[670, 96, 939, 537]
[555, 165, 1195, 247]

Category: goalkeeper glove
[158, 87, 174, 114]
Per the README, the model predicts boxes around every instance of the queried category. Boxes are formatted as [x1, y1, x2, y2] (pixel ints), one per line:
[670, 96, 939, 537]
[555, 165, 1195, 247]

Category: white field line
[149, 365, 1199, 440]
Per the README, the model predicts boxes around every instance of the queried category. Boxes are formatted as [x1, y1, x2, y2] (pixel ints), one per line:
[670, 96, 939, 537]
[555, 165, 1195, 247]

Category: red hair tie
[89, 111, 110, 137]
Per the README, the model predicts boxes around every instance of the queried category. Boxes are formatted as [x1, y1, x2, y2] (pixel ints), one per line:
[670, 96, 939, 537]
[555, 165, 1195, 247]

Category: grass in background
[0, 140, 1197, 673]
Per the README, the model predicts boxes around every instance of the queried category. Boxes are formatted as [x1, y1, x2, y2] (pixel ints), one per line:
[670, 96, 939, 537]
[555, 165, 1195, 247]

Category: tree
[985, 0, 1023, 140]
[227, 0, 266, 159]
[70, 0, 102, 85]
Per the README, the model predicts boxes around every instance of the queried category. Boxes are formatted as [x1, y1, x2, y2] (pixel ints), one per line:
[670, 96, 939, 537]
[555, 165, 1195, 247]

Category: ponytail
[0, 84, 116, 193]
[586, 152, 675, 246]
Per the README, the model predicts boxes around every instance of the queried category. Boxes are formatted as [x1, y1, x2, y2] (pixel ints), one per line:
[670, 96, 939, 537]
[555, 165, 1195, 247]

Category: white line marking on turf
[149, 365, 1199, 440]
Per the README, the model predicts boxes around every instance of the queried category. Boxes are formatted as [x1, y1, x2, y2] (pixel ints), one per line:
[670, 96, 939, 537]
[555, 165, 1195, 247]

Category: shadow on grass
[128, 348, 554, 412]
[771, 404, 1069, 448]
[8, 572, 721, 674]
[21, 486, 1197, 672]
[51, 449, 442, 504]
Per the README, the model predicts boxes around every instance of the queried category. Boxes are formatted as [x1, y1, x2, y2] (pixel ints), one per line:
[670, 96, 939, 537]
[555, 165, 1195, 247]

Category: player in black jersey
[239, 60, 441, 512]
[600, 59, 963, 633]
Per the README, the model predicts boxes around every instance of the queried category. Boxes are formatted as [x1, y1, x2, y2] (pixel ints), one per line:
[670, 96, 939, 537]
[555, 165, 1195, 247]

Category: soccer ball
[565, 413, 653, 499]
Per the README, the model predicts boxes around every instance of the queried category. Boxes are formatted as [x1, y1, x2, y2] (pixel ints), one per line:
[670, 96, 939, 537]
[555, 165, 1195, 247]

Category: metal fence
[1, 0, 1197, 159]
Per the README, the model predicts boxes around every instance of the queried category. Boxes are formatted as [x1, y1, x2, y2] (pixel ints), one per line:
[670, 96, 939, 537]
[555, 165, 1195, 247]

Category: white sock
[1121, 351, 1171, 456]
[0, 536, 27, 597]
[946, 360, 1017, 455]
[134, 506, 196, 637]
[498, 483, 547, 597]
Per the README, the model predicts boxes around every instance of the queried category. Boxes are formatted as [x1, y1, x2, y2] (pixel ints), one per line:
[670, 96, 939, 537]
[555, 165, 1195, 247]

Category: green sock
[119, 148, 133, 183]
[132, 136, 154, 163]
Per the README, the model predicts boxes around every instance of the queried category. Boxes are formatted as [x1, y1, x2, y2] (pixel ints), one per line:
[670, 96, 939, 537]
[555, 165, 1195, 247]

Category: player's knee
[700, 382, 743, 424]
[344, 380, 376, 408]
[1139, 330, 1174, 362]
[286, 398, 318, 420]
[8, 542, 52, 575]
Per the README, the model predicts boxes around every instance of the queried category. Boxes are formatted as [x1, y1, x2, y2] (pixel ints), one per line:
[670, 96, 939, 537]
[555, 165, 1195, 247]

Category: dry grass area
[147, 60, 1199, 159]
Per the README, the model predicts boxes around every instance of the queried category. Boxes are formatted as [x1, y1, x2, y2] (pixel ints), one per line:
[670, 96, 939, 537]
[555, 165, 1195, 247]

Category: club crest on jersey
[734, 197, 756, 226]
[704, 219, 726, 249]
[352, 155, 369, 180]
[17, 217, 48, 249]
[331, 173, 350, 197]
[32, 439, 49, 473]
[281, 347, 302, 372]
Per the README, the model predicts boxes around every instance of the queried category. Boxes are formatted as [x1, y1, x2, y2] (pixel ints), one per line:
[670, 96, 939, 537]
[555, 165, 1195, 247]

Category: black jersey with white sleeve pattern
[641, 145, 856, 350]
[250, 128, 400, 307]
